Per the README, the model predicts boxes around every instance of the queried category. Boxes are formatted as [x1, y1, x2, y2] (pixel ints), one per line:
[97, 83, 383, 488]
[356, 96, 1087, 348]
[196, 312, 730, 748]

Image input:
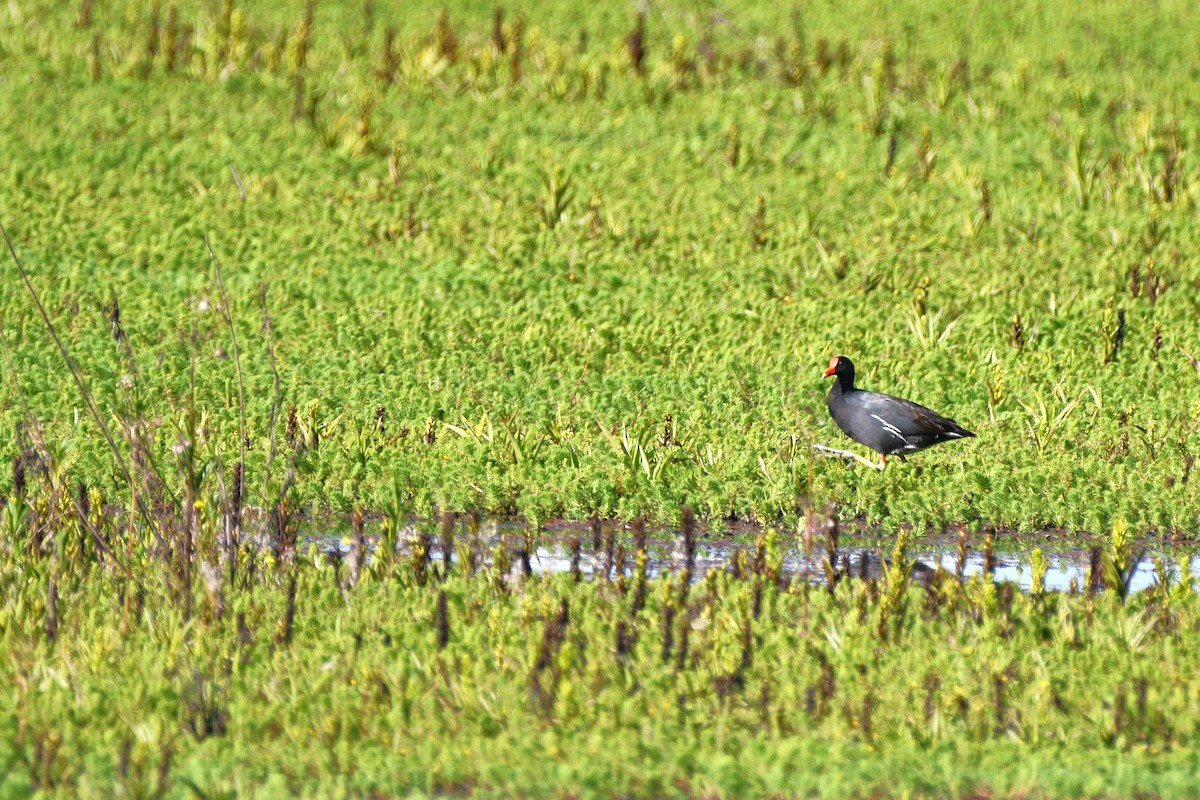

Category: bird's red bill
[823, 356, 839, 376]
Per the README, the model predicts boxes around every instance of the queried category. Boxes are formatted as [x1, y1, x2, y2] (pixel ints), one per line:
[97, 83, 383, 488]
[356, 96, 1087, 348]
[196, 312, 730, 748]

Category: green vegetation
[1, 0, 1198, 531]
[3, 1, 1200, 796]
[5, 508, 1200, 798]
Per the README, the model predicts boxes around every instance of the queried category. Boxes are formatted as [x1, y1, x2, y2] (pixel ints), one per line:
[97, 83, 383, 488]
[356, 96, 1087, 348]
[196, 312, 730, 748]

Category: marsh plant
[3, 0, 1200, 792]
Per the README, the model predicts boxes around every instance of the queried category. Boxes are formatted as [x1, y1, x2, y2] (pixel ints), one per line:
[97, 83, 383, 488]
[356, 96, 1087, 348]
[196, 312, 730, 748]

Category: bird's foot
[812, 444, 886, 471]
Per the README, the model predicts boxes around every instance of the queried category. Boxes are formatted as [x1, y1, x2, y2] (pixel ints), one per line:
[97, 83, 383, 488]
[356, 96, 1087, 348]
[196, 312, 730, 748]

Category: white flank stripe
[871, 414, 907, 442]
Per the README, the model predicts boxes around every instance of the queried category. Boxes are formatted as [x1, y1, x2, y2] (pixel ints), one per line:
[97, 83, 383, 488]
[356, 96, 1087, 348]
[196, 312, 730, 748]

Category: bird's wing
[863, 392, 973, 439]
[869, 413, 914, 447]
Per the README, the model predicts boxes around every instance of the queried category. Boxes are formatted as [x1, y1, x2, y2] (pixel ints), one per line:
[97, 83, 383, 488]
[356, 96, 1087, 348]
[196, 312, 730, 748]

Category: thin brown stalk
[0, 275, 135, 577]
[259, 283, 283, 504]
[1, 221, 129, 483]
[206, 238, 247, 471]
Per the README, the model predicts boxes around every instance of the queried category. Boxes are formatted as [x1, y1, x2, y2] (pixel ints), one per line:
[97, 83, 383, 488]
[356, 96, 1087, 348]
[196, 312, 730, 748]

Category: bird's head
[823, 355, 854, 379]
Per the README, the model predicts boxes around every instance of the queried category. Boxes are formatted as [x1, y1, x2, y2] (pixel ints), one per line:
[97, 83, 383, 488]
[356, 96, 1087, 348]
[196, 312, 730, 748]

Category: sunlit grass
[3, 506, 1200, 797]
[2, 0, 1199, 532]
[3, 1, 1200, 794]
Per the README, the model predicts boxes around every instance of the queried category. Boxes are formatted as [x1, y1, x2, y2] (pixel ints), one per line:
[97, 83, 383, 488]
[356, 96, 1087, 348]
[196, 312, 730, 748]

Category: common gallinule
[822, 355, 974, 468]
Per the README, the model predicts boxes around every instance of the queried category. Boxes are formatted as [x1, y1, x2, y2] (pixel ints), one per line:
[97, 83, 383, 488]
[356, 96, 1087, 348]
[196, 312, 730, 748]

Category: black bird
[823, 355, 974, 467]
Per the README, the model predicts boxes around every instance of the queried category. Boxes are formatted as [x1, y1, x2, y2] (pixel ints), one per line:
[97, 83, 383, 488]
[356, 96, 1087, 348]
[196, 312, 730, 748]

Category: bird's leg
[812, 444, 886, 471]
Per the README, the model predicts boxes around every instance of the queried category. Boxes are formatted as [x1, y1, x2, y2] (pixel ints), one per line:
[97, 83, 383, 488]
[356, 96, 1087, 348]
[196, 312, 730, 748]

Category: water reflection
[313, 523, 1200, 593]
